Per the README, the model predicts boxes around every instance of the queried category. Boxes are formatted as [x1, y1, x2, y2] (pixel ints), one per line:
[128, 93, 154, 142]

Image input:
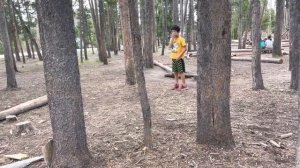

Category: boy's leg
[180, 73, 186, 86]
[175, 72, 179, 84]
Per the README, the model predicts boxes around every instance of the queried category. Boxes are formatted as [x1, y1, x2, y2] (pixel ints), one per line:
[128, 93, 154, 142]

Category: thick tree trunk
[238, 0, 243, 49]
[39, 0, 93, 167]
[98, 0, 108, 64]
[172, 0, 179, 25]
[290, 0, 298, 90]
[196, 0, 234, 148]
[119, 0, 136, 85]
[0, 0, 17, 89]
[273, 0, 284, 57]
[251, 0, 264, 90]
[143, 0, 154, 68]
[128, 0, 152, 148]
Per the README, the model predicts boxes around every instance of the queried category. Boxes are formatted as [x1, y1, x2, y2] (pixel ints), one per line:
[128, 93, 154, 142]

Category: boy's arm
[168, 38, 174, 48]
[176, 46, 187, 60]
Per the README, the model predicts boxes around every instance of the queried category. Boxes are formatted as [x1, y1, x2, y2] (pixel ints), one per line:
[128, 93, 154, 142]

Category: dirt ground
[0, 47, 297, 168]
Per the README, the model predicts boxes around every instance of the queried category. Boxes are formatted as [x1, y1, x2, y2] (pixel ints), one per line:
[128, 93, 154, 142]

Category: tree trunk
[7, 0, 20, 62]
[143, 0, 154, 68]
[290, 0, 298, 90]
[98, 0, 108, 64]
[14, 4, 43, 61]
[39, 0, 93, 167]
[238, 0, 243, 49]
[119, 0, 136, 85]
[294, 1, 300, 166]
[88, 0, 102, 62]
[180, 0, 183, 29]
[251, 0, 264, 90]
[196, 0, 234, 148]
[172, 0, 179, 25]
[128, 0, 152, 148]
[0, 0, 17, 89]
[25, 35, 32, 58]
[273, 0, 284, 57]
[186, 0, 193, 51]
[242, 30, 248, 49]
[161, 0, 167, 56]
[36, 0, 45, 59]
[31, 41, 35, 59]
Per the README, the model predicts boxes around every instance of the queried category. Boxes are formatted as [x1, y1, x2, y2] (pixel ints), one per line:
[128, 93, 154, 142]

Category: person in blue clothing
[259, 38, 266, 49]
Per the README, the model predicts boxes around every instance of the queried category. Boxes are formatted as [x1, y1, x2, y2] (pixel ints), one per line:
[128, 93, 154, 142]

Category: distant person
[265, 35, 273, 49]
[260, 38, 266, 49]
[168, 25, 187, 91]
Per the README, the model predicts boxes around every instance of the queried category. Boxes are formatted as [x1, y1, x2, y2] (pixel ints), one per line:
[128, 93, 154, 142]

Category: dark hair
[268, 35, 272, 39]
[171, 25, 180, 32]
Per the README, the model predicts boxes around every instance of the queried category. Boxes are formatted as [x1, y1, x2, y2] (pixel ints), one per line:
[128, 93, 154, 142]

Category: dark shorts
[172, 59, 185, 73]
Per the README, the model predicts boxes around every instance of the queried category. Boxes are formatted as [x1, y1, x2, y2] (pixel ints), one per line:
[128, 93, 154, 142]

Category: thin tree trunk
[39, 0, 93, 167]
[7, 0, 20, 62]
[294, 1, 300, 165]
[128, 0, 152, 148]
[186, 0, 193, 51]
[161, 0, 167, 56]
[14, 4, 43, 61]
[242, 30, 248, 49]
[0, 0, 17, 89]
[273, 0, 284, 57]
[31, 41, 35, 59]
[290, 0, 298, 90]
[251, 0, 264, 90]
[25, 35, 32, 58]
[143, 0, 154, 68]
[89, 0, 102, 62]
[180, 0, 183, 29]
[196, 0, 234, 148]
[238, 0, 243, 49]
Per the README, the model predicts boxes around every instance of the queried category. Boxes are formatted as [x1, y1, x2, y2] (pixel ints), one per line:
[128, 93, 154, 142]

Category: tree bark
[14, 4, 43, 61]
[251, 0, 264, 90]
[238, 0, 244, 49]
[143, 0, 154, 68]
[172, 0, 179, 25]
[290, 0, 298, 90]
[39, 0, 93, 167]
[119, 0, 136, 85]
[0, 0, 17, 89]
[98, 0, 108, 64]
[196, 0, 234, 148]
[24, 35, 32, 58]
[186, 0, 193, 51]
[295, 2, 300, 166]
[31, 41, 35, 59]
[161, 0, 167, 56]
[273, 0, 284, 57]
[128, 0, 152, 148]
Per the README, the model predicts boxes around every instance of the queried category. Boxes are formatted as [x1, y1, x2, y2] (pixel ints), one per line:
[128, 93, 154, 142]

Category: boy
[168, 25, 187, 91]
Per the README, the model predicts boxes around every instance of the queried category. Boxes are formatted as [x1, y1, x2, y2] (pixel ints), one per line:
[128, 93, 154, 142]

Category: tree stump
[13, 121, 35, 136]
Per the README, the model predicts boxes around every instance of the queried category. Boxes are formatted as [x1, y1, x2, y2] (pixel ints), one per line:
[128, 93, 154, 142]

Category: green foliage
[261, 9, 276, 33]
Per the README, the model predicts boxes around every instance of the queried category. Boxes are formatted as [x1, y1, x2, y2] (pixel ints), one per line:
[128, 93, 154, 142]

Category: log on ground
[153, 60, 172, 73]
[232, 57, 283, 64]
[0, 95, 48, 121]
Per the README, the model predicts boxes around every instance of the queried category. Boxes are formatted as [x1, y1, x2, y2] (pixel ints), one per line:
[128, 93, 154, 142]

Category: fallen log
[165, 73, 197, 78]
[0, 95, 48, 121]
[232, 57, 283, 64]
[0, 156, 43, 168]
[153, 60, 172, 73]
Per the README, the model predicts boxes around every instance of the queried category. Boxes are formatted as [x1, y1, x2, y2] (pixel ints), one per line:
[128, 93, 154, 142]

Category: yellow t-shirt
[169, 36, 187, 59]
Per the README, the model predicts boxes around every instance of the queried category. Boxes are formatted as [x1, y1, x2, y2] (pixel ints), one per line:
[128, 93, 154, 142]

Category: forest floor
[0, 47, 297, 168]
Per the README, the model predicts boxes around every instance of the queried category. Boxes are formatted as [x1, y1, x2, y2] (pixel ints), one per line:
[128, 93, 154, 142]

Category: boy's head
[171, 25, 180, 38]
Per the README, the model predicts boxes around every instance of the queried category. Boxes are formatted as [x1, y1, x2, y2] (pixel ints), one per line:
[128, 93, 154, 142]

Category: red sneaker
[177, 85, 188, 91]
[171, 84, 179, 90]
